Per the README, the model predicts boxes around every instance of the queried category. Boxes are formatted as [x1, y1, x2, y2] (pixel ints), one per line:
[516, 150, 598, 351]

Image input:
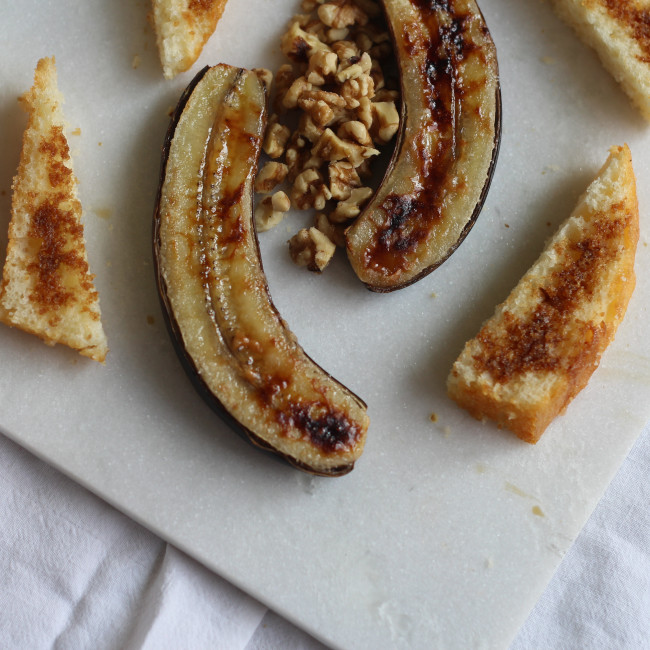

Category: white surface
[0, 1, 649, 649]
[2, 423, 650, 649]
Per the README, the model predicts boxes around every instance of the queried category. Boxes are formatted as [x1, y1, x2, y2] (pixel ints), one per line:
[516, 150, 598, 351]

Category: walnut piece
[255, 161, 289, 194]
[291, 168, 332, 210]
[255, 191, 291, 232]
[318, 2, 368, 30]
[330, 186, 373, 222]
[328, 160, 361, 200]
[315, 212, 346, 247]
[371, 101, 400, 144]
[306, 50, 338, 85]
[289, 227, 336, 272]
[263, 117, 291, 159]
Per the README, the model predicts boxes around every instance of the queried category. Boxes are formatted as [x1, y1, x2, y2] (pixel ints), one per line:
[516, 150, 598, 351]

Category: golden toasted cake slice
[447, 145, 638, 443]
[551, 0, 650, 121]
[151, 0, 229, 79]
[0, 57, 108, 363]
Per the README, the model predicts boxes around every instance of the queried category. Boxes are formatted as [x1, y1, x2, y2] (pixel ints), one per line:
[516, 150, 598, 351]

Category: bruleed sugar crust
[447, 145, 639, 443]
[152, 0, 229, 79]
[0, 57, 108, 362]
[551, 0, 650, 121]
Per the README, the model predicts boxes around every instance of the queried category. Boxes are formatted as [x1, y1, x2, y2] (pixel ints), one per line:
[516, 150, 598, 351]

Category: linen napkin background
[1, 424, 649, 649]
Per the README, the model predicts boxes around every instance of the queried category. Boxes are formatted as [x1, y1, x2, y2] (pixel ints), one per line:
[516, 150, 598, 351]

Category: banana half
[154, 64, 369, 476]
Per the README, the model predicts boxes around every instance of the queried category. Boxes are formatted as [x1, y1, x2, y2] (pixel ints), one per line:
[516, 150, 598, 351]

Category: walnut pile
[255, 0, 400, 273]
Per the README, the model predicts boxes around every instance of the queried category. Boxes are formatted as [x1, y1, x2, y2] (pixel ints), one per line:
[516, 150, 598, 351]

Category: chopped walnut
[271, 190, 291, 212]
[356, 96, 373, 129]
[368, 41, 393, 60]
[282, 76, 313, 110]
[297, 112, 326, 143]
[373, 88, 400, 103]
[371, 101, 400, 144]
[291, 168, 332, 210]
[336, 51, 372, 83]
[301, 0, 320, 11]
[301, 87, 347, 110]
[255, 161, 289, 194]
[325, 27, 350, 43]
[306, 50, 338, 85]
[330, 186, 373, 222]
[355, 158, 373, 179]
[314, 212, 346, 247]
[340, 74, 375, 108]
[273, 64, 297, 113]
[357, 22, 391, 45]
[312, 128, 379, 166]
[285, 133, 312, 181]
[297, 97, 337, 130]
[369, 59, 384, 90]
[289, 227, 336, 272]
[331, 40, 360, 65]
[281, 19, 332, 63]
[336, 120, 372, 146]
[355, 32, 374, 53]
[318, 1, 368, 29]
[263, 117, 291, 158]
[255, 191, 291, 232]
[328, 160, 361, 200]
[253, 0, 400, 264]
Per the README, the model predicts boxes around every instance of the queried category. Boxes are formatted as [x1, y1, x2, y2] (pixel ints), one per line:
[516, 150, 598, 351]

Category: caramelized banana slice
[346, 0, 501, 291]
[154, 64, 369, 476]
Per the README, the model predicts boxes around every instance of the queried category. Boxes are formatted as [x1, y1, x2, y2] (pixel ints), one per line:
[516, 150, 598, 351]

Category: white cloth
[1, 424, 649, 650]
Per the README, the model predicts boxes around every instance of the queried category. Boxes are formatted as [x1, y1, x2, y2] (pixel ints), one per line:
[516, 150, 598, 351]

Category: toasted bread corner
[0, 57, 108, 363]
[551, 0, 650, 121]
[151, 0, 229, 79]
[447, 144, 639, 443]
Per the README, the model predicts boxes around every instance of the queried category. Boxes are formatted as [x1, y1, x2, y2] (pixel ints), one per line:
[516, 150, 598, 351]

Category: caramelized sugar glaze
[346, 0, 500, 290]
[474, 212, 631, 383]
[26, 125, 96, 320]
[155, 66, 368, 474]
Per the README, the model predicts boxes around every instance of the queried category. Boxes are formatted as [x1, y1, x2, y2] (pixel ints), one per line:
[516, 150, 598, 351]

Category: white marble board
[1, 1, 649, 648]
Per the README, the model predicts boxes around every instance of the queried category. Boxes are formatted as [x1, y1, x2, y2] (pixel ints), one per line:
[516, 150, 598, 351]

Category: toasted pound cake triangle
[152, 0, 229, 79]
[0, 57, 108, 363]
[448, 145, 639, 443]
[551, 0, 650, 121]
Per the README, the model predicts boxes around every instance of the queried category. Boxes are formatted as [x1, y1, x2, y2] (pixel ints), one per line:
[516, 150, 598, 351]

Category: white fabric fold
[511, 423, 650, 649]
[0, 436, 265, 650]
